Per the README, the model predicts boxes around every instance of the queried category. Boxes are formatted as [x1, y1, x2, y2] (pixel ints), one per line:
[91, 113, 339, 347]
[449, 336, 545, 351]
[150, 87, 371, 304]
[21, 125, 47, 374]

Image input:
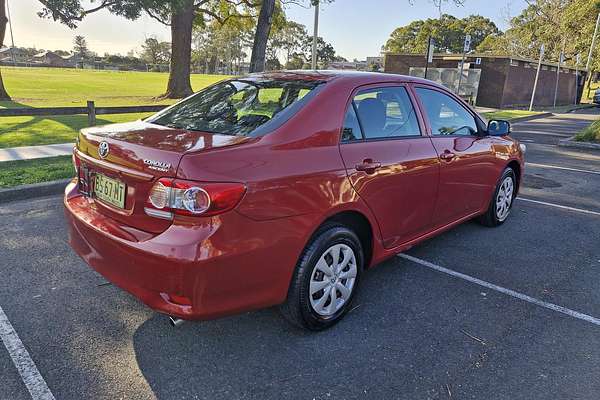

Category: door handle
[439, 151, 456, 161]
[355, 159, 382, 174]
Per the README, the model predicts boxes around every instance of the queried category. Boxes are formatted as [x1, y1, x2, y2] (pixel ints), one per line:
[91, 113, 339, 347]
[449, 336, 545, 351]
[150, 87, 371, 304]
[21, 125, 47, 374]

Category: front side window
[344, 86, 420, 141]
[148, 79, 323, 137]
[415, 87, 478, 136]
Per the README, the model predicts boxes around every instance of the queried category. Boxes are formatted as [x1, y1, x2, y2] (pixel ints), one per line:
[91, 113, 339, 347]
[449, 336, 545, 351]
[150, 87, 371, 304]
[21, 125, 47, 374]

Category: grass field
[0, 67, 228, 149]
[0, 67, 228, 108]
[0, 156, 73, 188]
[481, 110, 541, 121]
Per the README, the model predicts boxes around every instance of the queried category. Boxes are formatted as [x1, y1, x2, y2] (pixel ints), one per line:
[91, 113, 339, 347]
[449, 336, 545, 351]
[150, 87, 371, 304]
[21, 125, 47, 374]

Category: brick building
[384, 53, 587, 108]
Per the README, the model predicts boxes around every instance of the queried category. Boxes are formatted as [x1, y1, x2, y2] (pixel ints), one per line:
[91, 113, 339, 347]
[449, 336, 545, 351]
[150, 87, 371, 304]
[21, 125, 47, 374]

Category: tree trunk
[0, 0, 11, 100]
[249, 0, 276, 73]
[163, 0, 194, 98]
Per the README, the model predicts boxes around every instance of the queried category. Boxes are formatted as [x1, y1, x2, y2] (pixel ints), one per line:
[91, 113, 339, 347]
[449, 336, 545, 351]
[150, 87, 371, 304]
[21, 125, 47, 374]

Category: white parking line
[526, 162, 600, 176]
[0, 305, 55, 400]
[398, 253, 600, 327]
[517, 197, 600, 217]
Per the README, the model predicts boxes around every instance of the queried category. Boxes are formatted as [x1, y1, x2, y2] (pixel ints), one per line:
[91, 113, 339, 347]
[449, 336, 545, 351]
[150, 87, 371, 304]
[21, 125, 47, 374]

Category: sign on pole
[424, 37, 434, 79]
[456, 34, 471, 95]
[529, 44, 545, 111]
[463, 34, 472, 53]
[427, 39, 435, 63]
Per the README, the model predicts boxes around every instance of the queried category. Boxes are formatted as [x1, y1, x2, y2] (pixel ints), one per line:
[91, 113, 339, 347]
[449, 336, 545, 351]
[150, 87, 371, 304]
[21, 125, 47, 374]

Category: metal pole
[456, 53, 466, 94]
[529, 45, 544, 111]
[585, 12, 600, 72]
[553, 56, 561, 107]
[311, 1, 319, 70]
[575, 54, 580, 105]
[553, 43, 565, 107]
[6, 0, 17, 66]
[424, 37, 431, 79]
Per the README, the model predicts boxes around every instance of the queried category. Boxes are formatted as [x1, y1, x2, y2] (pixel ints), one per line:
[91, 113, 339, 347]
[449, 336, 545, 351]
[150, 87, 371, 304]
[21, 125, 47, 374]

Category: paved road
[1, 109, 599, 400]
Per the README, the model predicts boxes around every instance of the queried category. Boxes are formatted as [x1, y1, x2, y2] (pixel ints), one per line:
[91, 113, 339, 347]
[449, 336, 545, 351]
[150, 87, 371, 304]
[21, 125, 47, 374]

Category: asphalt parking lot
[1, 108, 600, 400]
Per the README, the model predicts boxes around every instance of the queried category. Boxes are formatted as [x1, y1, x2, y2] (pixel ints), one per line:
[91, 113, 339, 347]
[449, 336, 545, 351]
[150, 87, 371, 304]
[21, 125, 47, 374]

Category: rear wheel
[479, 168, 516, 227]
[280, 224, 363, 330]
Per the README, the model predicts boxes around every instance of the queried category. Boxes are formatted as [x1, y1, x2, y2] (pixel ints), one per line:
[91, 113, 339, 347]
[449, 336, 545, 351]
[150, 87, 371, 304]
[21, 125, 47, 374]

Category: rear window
[147, 79, 323, 137]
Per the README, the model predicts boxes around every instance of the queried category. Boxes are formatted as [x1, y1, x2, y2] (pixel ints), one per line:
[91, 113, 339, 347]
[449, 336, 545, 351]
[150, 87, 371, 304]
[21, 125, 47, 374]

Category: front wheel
[479, 168, 516, 227]
[280, 224, 364, 331]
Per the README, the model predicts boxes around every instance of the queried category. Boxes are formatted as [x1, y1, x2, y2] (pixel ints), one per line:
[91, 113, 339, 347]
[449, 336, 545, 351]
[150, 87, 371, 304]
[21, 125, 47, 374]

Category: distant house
[61, 53, 84, 67]
[0, 47, 30, 63]
[32, 50, 67, 67]
[328, 61, 368, 71]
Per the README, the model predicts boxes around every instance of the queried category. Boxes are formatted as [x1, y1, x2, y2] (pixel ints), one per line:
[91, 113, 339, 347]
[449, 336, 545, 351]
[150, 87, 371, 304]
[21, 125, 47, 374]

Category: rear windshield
[147, 78, 324, 136]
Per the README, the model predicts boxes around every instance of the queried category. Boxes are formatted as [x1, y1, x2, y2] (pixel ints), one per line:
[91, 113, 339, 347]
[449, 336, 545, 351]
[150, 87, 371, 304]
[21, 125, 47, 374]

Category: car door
[339, 84, 440, 249]
[412, 85, 498, 226]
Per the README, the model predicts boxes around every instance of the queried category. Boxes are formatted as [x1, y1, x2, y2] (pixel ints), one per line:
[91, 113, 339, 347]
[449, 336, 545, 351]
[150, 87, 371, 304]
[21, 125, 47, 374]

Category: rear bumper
[63, 180, 307, 320]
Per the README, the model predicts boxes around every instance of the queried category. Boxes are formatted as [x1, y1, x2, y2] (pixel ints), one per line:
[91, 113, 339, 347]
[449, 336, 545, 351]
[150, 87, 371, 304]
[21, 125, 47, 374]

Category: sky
[8, 0, 529, 61]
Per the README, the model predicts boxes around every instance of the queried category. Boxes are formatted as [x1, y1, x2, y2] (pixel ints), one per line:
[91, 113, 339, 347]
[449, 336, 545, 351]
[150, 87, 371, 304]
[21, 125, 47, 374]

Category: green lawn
[0, 156, 74, 188]
[481, 110, 542, 121]
[0, 67, 229, 148]
[574, 120, 600, 143]
[0, 66, 228, 108]
[0, 112, 154, 148]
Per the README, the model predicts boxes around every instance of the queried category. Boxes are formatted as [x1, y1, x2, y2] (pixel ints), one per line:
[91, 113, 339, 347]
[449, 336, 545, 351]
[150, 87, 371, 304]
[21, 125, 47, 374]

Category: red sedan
[64, 71, 524, 330]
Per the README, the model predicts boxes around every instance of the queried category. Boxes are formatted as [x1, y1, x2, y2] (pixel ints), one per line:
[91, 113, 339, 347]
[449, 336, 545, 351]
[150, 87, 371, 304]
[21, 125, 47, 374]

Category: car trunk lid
[75, 120, 250, 234]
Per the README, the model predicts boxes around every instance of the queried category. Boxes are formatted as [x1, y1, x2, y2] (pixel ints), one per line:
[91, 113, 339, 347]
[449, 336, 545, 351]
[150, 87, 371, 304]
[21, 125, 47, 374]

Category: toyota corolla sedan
[64, 71, 524, 330]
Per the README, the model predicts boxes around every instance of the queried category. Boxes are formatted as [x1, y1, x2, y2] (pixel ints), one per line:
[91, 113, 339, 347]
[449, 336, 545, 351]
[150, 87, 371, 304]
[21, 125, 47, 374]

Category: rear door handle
[439, 151, 456, 161]
[355, 159, 382, 174]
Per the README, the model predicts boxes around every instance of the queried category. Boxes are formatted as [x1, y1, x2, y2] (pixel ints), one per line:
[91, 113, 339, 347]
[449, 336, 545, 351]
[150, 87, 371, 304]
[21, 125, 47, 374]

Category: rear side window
[415, 88, 478, 136]
[342, 105, 363, 141]
[348, 86, 420, 140]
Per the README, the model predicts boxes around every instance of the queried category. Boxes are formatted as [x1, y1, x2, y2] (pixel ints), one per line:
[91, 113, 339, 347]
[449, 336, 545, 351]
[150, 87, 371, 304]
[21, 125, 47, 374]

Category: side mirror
[487, 119, 511, 136]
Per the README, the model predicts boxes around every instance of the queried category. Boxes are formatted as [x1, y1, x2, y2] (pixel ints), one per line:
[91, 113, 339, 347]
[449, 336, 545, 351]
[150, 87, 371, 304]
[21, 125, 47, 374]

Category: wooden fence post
[87, 101, 96, 126]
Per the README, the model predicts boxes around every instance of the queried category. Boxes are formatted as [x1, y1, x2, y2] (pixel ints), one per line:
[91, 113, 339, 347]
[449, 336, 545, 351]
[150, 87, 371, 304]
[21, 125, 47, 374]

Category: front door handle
[355, 159, 382, 174]
[439, 151, 456, 161]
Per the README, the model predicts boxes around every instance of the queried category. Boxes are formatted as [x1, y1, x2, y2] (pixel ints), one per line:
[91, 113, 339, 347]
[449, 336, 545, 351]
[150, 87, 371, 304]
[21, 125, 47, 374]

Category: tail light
[145, 178, 246, 220]
[72, 149, 81, 175]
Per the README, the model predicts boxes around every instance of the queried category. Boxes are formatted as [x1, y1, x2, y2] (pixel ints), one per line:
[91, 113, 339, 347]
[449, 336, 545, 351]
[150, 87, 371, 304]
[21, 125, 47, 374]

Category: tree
[385, 14, 500, 54]
[484, 0, 600, 70]
[249, 0, 275, 72]
[300, 35, 336, 68]
[140, 37, 171, 66]
[270, 20, 306, 65]
[0, 0, 11, 100]
[192, 18, 253, 74]
[73, 35, 88, 59]
[476, 33, 509, 54]
[37, 0, 254, 98]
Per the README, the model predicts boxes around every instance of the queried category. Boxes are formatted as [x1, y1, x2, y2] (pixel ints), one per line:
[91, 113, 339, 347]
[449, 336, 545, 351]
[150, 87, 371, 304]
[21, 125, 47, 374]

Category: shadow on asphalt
[130, 253, 479, 400]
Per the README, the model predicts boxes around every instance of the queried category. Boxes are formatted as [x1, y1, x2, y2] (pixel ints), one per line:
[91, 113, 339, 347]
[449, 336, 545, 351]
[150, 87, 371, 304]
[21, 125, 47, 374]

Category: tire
[479, 167, 517, 227]
[280, 223, 364, 331]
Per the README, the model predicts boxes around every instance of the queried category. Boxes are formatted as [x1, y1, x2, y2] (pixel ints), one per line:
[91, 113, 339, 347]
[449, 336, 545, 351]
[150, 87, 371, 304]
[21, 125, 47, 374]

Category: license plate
[94, 173, 126, 209]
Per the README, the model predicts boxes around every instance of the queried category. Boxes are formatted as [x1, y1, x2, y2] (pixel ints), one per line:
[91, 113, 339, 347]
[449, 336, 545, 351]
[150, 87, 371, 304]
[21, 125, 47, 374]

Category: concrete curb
[508, 112, 554, 123]
[558, 136, 600, 151]
[0, 179, 71, 204]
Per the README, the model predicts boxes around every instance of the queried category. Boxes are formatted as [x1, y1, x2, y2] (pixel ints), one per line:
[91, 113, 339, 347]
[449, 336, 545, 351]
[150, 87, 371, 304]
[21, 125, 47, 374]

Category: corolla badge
[98, 141, 110, 159]
[143, 159, 171, 172]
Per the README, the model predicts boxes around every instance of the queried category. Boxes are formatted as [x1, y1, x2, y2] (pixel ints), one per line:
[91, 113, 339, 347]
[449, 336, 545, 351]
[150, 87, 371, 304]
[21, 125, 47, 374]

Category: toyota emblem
[98, 141, 109, 159]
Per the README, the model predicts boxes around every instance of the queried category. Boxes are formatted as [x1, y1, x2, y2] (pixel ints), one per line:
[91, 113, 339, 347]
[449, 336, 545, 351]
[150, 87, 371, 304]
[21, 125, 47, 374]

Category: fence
[0, 101, 167, 127]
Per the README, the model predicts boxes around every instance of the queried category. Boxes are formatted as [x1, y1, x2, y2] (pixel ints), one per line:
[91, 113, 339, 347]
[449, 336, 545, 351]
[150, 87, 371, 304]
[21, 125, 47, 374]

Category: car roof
[243, 70, 439, 87]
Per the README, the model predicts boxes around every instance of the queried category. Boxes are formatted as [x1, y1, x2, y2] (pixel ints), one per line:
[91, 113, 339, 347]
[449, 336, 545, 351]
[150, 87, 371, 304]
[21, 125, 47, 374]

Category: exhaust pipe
[169, 316, 185, 327]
